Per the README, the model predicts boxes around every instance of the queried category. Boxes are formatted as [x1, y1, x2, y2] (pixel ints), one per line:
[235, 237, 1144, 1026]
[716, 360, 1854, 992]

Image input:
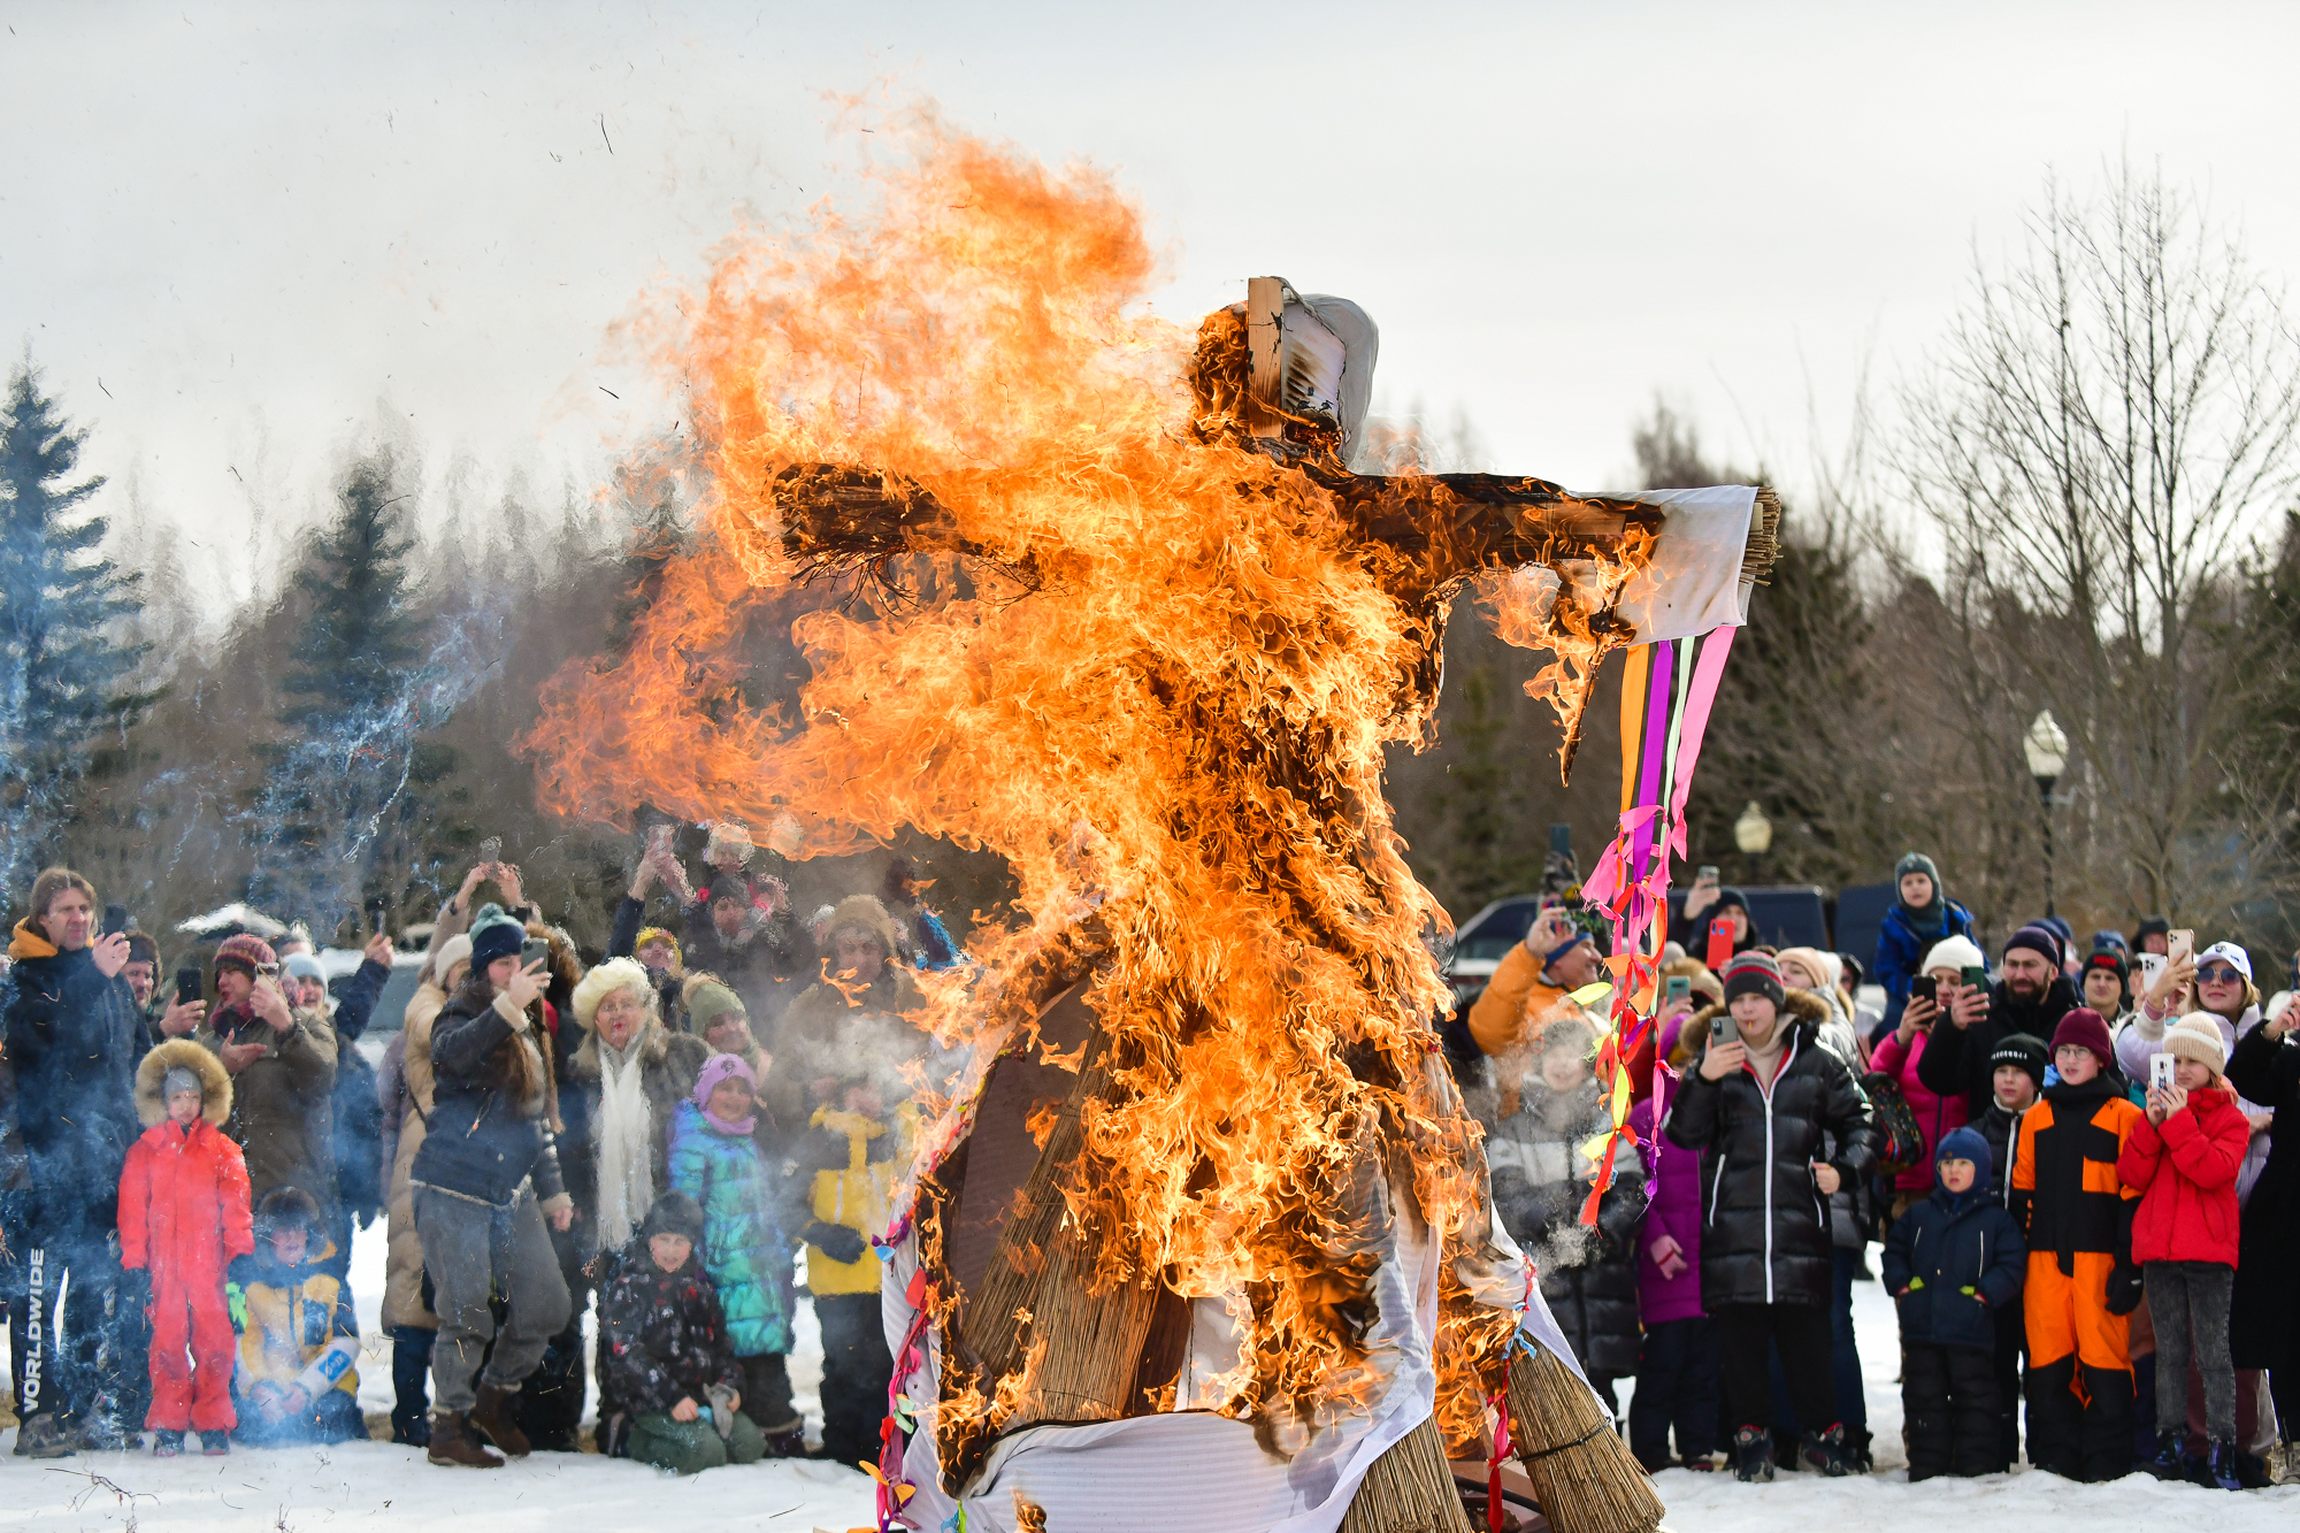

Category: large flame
[529, 113, 1610, 1441]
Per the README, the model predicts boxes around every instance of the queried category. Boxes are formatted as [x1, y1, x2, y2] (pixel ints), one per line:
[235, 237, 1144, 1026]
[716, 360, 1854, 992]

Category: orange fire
[528, 112, 1639, 1447]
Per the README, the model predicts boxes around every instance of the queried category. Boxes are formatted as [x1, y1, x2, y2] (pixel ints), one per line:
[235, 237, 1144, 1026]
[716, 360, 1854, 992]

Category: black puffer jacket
[1663, 993, 1878, 1310]
[1486, 1077, 1648, 1379]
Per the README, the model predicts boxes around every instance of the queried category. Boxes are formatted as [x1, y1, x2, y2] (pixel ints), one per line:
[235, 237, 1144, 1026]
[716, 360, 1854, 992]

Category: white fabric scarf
[594, 1026, 657, 1248]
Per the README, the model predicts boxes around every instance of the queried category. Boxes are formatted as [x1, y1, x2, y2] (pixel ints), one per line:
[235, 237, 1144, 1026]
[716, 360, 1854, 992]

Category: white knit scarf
[593, 1029, 657, 1249]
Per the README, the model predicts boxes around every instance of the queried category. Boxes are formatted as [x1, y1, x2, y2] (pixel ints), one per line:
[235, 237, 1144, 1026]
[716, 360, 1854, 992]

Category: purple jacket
[1630, 1017, 1705, 1325]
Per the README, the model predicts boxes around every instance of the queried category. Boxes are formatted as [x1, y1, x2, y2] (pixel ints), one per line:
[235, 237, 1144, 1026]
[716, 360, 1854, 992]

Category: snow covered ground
[6, 1233, 2296, 1530]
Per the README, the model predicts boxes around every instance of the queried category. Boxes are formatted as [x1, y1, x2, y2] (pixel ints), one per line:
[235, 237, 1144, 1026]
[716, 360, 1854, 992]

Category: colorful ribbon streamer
[1575, 626, 1738, 1222]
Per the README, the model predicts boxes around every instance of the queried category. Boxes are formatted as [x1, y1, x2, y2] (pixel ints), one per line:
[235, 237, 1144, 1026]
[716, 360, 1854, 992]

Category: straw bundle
[1339, 1415, 1475, 1533]
[1502, 1347, 1662, 1533]
[1740, 485, 1783, 587]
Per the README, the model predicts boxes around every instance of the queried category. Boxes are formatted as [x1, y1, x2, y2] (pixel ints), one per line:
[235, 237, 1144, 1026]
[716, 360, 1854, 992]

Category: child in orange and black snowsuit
[118, 1040, 255, 1456]
[2010, 1008, 2142, 1482]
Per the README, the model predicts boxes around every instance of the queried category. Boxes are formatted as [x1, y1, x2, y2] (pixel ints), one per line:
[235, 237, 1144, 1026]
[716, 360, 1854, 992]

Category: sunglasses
[2196, 963, 2243, 985]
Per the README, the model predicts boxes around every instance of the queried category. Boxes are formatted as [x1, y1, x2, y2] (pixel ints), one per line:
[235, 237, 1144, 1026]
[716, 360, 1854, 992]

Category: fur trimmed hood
[1675, 987, 1831, 1063]
[824, 893, 904, 960]
[135, 1037, 233, 1128]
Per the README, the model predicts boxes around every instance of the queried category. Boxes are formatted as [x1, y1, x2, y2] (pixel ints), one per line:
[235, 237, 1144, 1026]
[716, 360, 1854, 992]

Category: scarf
[1742, 1021, 1792, 1087]
[593, 1031, 657, 1249]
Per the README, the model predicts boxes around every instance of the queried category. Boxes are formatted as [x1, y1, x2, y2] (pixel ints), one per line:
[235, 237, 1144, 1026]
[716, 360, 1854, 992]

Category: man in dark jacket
[408, 904, 574, 1467]
[1664, 952, 1878, 1481]
[1884, 1125, 2027, 1479]
[1918, 925, 2080, 1118]
[3, 867, 148, 1456]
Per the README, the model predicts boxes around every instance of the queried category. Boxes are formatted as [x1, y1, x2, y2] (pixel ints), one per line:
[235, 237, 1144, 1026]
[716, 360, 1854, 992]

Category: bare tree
[1896, 167, 2300, 926]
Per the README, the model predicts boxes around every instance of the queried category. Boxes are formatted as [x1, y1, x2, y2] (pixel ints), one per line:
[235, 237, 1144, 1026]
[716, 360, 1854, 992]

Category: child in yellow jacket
[794, 1082, 904, 1468]
[232, 1187, 367, 1444]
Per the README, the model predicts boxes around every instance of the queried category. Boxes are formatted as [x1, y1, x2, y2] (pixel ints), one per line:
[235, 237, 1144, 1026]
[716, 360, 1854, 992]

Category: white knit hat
[1920, 935, 1988, 976]
[2164, 1012, 2230, 1077]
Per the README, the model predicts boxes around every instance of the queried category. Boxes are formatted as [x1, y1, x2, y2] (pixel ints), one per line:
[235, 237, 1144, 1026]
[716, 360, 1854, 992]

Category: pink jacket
[1869, 1027, 1970, 1195]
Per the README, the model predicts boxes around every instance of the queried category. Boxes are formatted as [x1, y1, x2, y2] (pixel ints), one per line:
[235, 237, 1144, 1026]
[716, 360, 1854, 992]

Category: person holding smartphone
[3, 865, 149, 1456]
[1465, 902, 1608, 1112]
[1918, 925, 2082, 1120]
[2119, 1015, 2250, 1488]
[410, 902, 573, 1468]
[1664, 951, 1878, 1481]
[192, 934, 341, 1244]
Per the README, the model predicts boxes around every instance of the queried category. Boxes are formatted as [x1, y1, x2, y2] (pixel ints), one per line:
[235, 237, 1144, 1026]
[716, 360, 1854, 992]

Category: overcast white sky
[6, 0, 2299, 587]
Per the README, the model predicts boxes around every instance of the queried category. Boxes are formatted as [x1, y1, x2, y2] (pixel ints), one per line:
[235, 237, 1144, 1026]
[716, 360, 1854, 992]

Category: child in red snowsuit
[118, 1039, 255, 1455]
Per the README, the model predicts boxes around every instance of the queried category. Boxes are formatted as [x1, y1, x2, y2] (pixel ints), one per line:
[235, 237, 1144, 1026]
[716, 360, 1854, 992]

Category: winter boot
[2269, 1440, 2299, 1487]
[152, 1430, 184, 1458]
[427, 1410, 505, 1468]
[1732, 1425, 1775, 1483]
[199, 1431, 230, 1457]
[2145, 1429, 2188, 1480]
[2203, 1440, 2243, 1492]
[1799, 1423, 1851, 1477]
[76, 1415, 139, 1452]
[12, 1414, 76, 1458]
[468, 1382, 531, 1458]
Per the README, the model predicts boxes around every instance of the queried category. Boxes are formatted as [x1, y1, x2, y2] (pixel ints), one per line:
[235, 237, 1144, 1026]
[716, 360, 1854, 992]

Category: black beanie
[2083, 946, 2130, 991]
[641, 1190, 706, 1244]
[2004, 923, 2063, 970]
[1987, 1032, 2049, 1093]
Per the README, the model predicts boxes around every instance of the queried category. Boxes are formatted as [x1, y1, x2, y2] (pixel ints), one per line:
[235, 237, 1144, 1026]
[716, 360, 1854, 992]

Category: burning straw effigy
[528, 118, 1774, 1533]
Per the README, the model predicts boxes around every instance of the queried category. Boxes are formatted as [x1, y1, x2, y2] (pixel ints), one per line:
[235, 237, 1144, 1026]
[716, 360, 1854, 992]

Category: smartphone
[1548, 823, 1574, 859]
[1962, 965, 1990, 990]
[1712, 1011, 1739, 1046]
[1664, 975, 1693, 1002]
[2168, 929, 2195, 965]
[175, 965, 203, 1005]
[365, 894, 390, 933]
[1696, 865, 1720, 885]
[520, 936, 551, 968]
[2134, 952, 2167, 996]
[478, 835, 505, 866]
[1910, 974, 1938, 1007]
[101, 903, 131, 936]
[2150, 1053, 2176, 1091]
[1706, 916, 1735, 970]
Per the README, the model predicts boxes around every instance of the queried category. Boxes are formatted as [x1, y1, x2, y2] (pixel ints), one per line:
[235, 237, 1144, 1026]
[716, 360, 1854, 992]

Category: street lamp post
[1733, 800, 1773, 887]
[2024, 709, 2069, 918]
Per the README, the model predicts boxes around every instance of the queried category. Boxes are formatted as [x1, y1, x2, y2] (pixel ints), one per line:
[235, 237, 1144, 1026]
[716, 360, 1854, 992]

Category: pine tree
[0, 361, 150, 883]
[249, 451, 427, 925]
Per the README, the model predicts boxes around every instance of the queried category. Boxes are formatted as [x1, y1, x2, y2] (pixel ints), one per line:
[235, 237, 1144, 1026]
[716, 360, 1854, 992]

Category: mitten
[804, 1221, 868, 1264]
[2105, 1262, 2144, 1317]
